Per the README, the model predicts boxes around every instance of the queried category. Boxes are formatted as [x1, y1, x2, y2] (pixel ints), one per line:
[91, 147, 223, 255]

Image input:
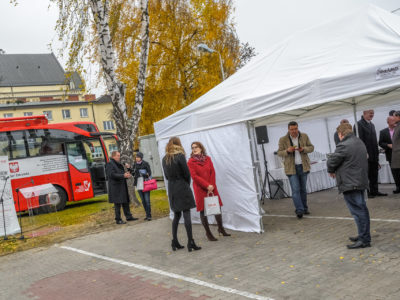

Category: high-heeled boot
[171, 239, 184, 251]
[200, 214, 218, 241]
[215, 214, 231, 236]
[187, 239, 202, 252]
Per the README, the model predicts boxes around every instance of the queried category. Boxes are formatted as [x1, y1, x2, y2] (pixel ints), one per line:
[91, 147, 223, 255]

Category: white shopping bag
[136, 177, 144, 190]
[204, 193, 221, 216]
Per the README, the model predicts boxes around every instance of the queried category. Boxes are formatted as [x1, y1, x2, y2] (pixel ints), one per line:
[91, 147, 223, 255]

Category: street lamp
[197, 43, 226, 81]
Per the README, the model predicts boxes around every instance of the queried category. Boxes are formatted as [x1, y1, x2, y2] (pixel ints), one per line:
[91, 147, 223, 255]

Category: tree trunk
[129, 0, 150, 142]
[89, 0, 150, 206]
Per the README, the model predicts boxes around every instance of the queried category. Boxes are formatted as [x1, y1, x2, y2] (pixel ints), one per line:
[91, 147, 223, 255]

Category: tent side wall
[157, 122, 262, 233]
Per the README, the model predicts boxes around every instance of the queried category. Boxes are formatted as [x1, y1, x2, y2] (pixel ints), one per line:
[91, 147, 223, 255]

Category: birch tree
[51, 0, 149, 163]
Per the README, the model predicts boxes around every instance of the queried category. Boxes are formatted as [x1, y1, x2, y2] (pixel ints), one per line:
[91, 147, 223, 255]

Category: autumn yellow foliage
[111, 0, 242, 135]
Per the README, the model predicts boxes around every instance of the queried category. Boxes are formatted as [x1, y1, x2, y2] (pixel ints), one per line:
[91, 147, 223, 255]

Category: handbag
[204, 193, 221, 216]
[143, 178, 157, 192]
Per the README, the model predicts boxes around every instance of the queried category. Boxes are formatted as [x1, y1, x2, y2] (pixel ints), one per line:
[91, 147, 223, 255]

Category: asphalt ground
[1, 184, 399, 300]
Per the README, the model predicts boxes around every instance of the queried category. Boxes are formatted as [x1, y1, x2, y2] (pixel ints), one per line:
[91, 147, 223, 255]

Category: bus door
[65, 141, 94, 200]
[82, 139, 107, 195]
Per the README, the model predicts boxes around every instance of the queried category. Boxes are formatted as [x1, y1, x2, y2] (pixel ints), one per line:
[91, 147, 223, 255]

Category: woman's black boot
[187, 239, 202, 252]
[171, 239, 184, 251]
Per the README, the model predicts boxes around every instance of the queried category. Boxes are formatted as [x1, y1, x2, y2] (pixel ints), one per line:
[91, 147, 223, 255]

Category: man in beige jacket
[277, 121, 314, 218]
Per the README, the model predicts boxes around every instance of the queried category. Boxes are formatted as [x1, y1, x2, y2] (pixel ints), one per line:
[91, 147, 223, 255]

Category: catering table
[269, 154, 394, 197]
[378, 154, 394, 184]
[269, 161, 336, 197]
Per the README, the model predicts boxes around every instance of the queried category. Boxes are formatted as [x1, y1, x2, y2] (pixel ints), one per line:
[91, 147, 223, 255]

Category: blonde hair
[164, 137, 185, 165]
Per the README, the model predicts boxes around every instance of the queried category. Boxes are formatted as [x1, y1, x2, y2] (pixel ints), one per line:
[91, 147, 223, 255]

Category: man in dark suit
[356, 110, 387, 197]
[391, 111, 400, 193]
[379, 116, 398, 193]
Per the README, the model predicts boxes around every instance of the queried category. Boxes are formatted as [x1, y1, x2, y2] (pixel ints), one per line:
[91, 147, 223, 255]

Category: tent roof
[154, 5, 400, 140]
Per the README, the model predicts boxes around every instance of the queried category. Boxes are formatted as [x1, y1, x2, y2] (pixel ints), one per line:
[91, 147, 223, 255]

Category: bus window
[66, 142, 88, 172]
[0, 133, 9, 158]
[7, 131, 28, 159]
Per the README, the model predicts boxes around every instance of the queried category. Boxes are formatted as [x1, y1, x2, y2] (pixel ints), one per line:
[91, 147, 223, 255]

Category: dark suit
[355, 117, 379, 194]
[379, 127, 393, 163]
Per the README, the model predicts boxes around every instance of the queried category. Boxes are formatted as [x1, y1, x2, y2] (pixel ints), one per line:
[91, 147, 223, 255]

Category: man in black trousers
[356, 110, 387, 198]
[379, 116, 398, 193]
[106, 151, 138, 224]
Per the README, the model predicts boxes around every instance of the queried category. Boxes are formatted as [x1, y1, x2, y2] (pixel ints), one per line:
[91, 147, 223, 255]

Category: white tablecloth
[269, 161, 336, 197]
[378, 154, 394, 184]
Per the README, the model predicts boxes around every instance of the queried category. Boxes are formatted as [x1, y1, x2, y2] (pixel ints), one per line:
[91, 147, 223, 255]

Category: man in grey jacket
[327, 123, 371, 249]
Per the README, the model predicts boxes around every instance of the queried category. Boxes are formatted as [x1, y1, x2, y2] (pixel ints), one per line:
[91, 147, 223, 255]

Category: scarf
[191, 153, 206, 163]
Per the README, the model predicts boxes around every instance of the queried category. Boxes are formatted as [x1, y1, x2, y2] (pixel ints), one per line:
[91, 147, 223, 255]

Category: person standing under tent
[162, 137, 201, 252]
[127, 152, 153, 220]
[106, 151, 138, 224]
[391, 111, 400, 194]
[327, 123, 371, 249]
[187, 141, 230, 242]
[277, 121, 314, 219]
[334, 119, 349, 145]
[355, 110, 387, 198]
[379, 116, 398, 194]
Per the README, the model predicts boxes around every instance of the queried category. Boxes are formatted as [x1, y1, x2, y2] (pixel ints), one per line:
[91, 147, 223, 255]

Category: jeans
[343, 190, 371, 243]
[138, 190, 151, 218]
[288, 164, 308, 213]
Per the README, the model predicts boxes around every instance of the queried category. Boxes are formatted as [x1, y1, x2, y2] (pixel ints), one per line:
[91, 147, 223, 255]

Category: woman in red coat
[187, 141, 230, 241]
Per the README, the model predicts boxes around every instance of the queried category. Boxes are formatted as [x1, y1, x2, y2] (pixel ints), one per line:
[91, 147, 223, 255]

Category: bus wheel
[38, 186, 67, 214]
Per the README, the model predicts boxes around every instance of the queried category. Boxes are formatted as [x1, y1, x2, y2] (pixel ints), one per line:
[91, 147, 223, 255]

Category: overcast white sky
[1, 0, 399, 95]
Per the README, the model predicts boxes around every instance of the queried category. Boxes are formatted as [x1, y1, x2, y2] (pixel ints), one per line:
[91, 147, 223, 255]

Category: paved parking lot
[1, 185, 399, 300]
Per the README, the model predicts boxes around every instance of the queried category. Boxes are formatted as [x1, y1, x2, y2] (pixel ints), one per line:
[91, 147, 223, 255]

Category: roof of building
[0, 53, 83, 88]
[0, 95, 111, 111]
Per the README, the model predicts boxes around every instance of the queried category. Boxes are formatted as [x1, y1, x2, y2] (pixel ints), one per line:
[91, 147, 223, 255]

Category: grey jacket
[327, 133, 369, 193]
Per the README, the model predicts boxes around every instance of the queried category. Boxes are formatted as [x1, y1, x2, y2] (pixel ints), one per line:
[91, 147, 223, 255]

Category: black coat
[162, 153, 196, 212]
[327, 133, 369, 194]
[129, 160, 152, 186]
[355, 117, 379, 162]
[379, 127, 392, 163]
[106, 159, 130, 204]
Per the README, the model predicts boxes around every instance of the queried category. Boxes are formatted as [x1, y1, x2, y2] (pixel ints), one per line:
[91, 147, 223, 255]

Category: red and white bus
[0, 115, 117, 212]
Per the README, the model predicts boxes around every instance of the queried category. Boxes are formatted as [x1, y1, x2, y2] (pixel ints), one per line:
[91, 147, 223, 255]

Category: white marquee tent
[154, 5, 400, 233]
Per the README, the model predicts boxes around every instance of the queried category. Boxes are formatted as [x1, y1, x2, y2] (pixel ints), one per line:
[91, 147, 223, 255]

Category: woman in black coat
[128, 152, 153, 221]
[162, 137, 201, 252]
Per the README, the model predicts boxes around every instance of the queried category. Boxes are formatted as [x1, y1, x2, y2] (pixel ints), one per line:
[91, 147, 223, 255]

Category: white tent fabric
[157, 123, 262, 233]
[154, 5, 400, 233]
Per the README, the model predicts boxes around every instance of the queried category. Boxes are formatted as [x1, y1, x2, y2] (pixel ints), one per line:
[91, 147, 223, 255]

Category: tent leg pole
[352, 98, 359, 137]
[324, 118, 332, 153]
[246, 121, 264, 233]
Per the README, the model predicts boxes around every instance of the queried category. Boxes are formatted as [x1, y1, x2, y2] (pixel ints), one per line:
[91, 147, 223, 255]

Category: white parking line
[264, 214, 400, 223]
[58, 245, 274, 300]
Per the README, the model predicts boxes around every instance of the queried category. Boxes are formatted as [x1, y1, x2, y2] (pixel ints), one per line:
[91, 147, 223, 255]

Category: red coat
[187, 156, 223, 212]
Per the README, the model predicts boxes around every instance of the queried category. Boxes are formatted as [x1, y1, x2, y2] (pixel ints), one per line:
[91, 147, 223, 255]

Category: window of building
[3, 113, 13, 118]
[24, 112, 33, 116]
[103, 120, 115, 131]
[43, 111, 53, 120]
[62, 109, 71, 119]
[108, 144, 118, 153]
[80, 108, 88, 118]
